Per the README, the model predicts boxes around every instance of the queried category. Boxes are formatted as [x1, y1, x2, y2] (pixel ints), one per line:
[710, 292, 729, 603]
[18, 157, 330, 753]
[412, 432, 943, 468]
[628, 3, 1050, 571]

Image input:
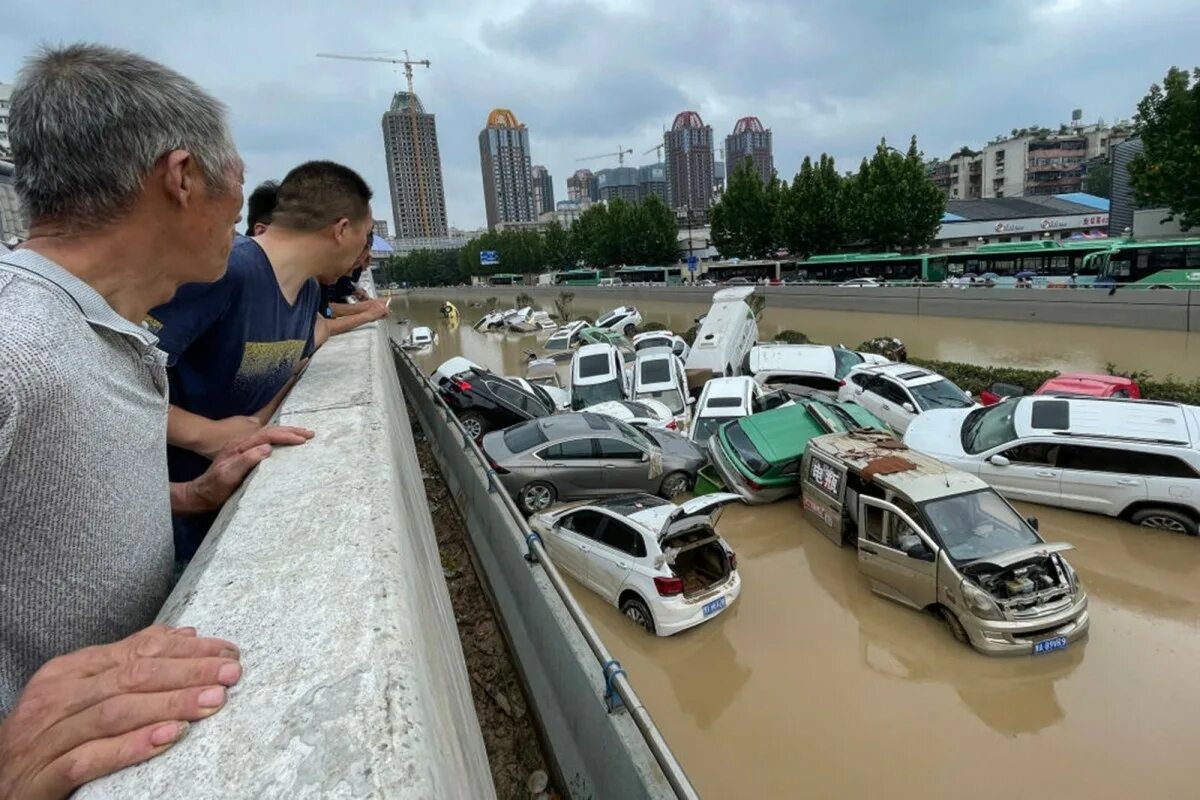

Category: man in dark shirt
[149, 160, 376, 558]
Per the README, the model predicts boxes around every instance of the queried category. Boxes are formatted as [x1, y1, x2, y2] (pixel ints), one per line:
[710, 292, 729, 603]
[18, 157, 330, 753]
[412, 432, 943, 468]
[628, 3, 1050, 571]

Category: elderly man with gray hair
[0, 44, 312, 797]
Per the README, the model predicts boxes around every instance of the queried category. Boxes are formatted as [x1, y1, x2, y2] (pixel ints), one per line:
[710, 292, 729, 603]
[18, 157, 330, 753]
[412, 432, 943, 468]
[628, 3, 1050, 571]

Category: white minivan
[684, 287, 758, 383]
[633, 350, 691, 432]
[569, 343, 632, 411]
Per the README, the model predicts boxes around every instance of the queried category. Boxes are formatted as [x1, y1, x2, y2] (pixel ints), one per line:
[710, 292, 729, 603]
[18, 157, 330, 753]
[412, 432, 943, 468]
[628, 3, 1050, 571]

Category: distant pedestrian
[1068, 272, 1079, 289]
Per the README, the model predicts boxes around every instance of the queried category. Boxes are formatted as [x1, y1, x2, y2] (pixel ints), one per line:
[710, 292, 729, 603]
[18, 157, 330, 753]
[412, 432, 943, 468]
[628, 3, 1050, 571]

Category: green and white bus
[1086, 238, 1200, 289]
[790, 252, 948, 284]
[487, 273, 523, 286]
[945, 240, 1113, 286]
[554, 269, 603, 286]
[613, 266, 680, 285]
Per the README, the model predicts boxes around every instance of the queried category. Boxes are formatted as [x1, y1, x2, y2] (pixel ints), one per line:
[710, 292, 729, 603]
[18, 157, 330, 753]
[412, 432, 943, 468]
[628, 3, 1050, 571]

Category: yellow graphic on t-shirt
[233, 339, 305, 392]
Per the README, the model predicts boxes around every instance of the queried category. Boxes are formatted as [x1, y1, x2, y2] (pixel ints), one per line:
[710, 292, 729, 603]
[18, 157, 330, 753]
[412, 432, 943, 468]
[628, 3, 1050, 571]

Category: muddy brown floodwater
[391, 295, 1200, 800]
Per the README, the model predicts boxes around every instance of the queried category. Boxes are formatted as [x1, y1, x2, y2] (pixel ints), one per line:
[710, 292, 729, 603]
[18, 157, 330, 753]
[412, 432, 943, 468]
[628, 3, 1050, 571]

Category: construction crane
[643, 143, 664, 161]
[577, 146, 633, 167]
[317, 51, 434, 238]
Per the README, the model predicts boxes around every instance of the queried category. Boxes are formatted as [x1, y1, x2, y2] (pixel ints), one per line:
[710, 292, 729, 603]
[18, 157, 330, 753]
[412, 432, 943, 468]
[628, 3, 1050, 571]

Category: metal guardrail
[391, 341, 700, 800]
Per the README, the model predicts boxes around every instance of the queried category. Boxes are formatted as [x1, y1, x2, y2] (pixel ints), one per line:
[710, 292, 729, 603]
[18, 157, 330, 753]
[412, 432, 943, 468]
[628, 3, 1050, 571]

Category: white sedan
[530, 493, 742, 636]
[583, 399, 680, 431]
[839, 362, 976, 434]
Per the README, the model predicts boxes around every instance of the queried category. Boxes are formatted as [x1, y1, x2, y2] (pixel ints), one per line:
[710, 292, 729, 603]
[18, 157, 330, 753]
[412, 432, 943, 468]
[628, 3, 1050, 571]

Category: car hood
[964, 542, 1074, 569]
[902, 407, 975, 458]
[645, 428, 705, 461]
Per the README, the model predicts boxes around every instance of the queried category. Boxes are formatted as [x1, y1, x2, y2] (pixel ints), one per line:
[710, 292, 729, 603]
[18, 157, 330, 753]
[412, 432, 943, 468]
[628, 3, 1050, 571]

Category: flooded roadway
[392, 295, 1200, 799]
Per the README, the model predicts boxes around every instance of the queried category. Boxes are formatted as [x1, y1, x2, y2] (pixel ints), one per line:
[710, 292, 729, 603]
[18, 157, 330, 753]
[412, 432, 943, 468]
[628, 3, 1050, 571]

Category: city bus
[613, 266, 680, 285]
[487, 273, 522, 286]
[1086, 238, 1200, 288]
[554, 269, 603, 286]
[703, 260, 782, 283]
[790, 252, 948, 284]
[944, 240, 1113, 285]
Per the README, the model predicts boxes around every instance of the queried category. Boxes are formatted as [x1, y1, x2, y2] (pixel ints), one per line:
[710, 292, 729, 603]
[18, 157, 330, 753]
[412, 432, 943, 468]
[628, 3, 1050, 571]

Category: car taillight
[665, 419, 677, 430]
[483, 450, 509, 475]
[744, 478, 764, 492]
[729, 551, 738, 571]
[838, 379, 846, 387]
[654, 576, 684, 597]
[453, 378, 472, 391]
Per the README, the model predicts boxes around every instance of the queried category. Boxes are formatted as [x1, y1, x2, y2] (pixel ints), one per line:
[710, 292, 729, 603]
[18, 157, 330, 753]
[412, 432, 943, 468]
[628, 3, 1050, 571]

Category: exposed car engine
[963, 554, 1074, 615]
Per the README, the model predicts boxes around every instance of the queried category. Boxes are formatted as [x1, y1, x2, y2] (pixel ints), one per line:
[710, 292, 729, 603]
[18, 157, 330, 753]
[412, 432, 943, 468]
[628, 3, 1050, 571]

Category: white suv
[904, 396, 1200, 535]
[595, 305, 643, 337]
[569, 343, 631, 410]
[840, 363, 976, 434]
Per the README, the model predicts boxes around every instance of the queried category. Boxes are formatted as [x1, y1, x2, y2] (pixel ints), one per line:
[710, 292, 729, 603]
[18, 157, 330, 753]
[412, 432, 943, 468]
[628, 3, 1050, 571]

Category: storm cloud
[1, 0, 1193, 228]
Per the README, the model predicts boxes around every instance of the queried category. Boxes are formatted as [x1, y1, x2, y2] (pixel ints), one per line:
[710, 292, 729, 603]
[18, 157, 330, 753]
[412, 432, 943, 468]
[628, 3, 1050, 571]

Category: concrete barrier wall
[392, 346, 679, 800]
[80, 320, 496, 799]
[407, 285, 1196, 331]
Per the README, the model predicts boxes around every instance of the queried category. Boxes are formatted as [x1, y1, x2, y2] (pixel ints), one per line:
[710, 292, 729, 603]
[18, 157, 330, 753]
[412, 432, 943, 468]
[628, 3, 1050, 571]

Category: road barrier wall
[391, 343, 690, 800]
[408, 285, 1197, 331]
[80, 320, 496, 799]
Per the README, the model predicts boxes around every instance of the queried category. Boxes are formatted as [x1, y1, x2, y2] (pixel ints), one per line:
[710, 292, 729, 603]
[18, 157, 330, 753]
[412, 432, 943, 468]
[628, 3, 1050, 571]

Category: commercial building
[596, 166, 640, 203]
[0, 159, 27, 243]
[0, 82, 12, 157]
[567, 168, 599, 203]
[724, 116, 773, 186]
[540, 200, 586, 228]
[934, 193, 1110, 249]
[479, 108, 536, 230]
[713, 161, 725, 196]
[929, 150, 982, 200]
[1108, 137, 1188, 240]
[663, 110, 714, 212]
[381, 91, 449, 240]
[372, 219, 390, 239]
[638, 163, 667, 203]
[531, 165, 554, 216]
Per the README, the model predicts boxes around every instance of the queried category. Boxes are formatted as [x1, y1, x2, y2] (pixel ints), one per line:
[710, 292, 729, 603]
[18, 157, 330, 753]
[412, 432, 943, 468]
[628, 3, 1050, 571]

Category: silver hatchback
[481, 413, 708, 515]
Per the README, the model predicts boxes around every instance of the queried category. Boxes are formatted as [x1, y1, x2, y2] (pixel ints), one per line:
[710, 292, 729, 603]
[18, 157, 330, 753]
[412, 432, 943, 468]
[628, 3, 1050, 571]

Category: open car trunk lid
[659, 492, 741, 541]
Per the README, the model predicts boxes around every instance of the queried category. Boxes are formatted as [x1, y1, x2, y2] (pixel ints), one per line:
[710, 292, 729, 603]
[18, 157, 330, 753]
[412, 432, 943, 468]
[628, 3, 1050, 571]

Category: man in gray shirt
[0, 45, 311, 798]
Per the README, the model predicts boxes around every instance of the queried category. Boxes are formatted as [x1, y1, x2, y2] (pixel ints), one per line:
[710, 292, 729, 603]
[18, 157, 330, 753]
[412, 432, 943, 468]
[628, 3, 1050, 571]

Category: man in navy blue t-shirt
[148, 160, 376, 558]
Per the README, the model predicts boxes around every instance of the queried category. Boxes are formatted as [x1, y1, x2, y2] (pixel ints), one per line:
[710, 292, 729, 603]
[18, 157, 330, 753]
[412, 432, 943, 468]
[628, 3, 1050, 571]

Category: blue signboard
[480, 250, 500, 266]
[687, 255, 698, 272]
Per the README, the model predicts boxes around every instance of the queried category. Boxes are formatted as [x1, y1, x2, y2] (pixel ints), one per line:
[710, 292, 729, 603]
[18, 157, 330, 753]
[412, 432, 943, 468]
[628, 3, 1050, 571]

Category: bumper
[707, 439, 795, 505]
[961, 594, 1091, 656]
[654, 572, 742, 636]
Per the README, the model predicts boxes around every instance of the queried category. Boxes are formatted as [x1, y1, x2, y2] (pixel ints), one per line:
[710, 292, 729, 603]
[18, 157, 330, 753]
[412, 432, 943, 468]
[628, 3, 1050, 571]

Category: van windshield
[921, 490, 1040, 561]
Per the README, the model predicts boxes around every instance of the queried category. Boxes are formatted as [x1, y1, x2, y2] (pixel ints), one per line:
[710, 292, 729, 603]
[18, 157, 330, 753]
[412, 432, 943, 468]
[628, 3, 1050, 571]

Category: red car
[980, 372, 1142, 405]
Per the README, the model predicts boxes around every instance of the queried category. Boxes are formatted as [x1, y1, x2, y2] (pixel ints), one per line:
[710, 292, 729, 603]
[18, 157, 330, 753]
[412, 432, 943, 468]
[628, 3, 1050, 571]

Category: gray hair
[10, 43, 240, 229]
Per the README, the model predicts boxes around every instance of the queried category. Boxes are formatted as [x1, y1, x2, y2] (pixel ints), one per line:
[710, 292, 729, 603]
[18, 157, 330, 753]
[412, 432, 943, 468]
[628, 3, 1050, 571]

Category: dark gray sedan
[481, 413, 708, 515]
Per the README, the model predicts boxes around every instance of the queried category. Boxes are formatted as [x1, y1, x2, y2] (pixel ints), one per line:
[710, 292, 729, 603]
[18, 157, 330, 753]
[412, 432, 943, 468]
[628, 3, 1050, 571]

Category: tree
[710, 158, 780, 259]
[1083, 157, 1113, 199]
[542, 220, 575, 271]
[1130, 66, 1200, 230]
[897, 135, 946, 252]
[848, 136, 943, 251]
[781, 154, 846, 257]
[636, 194, 680, 265]
[553, 291, 574, 320]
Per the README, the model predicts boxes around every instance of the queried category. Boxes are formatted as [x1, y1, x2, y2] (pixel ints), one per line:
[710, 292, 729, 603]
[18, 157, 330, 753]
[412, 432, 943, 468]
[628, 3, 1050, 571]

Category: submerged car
[746, 344, 889, 393]
[633, 350, 691, 432]
[481, 413, 708, 514]
[632, 330, 691, 362]
[584, 399, 679, 431]
[530, 493, 742, 635]
[437, 366, 555, 439]
[707, 398, 886, 503]
[800, 430, 1089, 656]
[980, 373, 1142, 406]
[569, 343, 632, 410]
[594, 305, 643, 337]
[543, 320, 590, 359]
[903, 396, 1200, 533]
[840, 362, 976, 434]
[403, 325, 435, 349]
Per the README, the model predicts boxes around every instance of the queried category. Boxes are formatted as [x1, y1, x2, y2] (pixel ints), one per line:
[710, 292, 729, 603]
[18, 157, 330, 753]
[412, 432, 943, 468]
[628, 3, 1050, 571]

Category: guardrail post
[523, 532, 542, 564]
[602, 660, 626, 712]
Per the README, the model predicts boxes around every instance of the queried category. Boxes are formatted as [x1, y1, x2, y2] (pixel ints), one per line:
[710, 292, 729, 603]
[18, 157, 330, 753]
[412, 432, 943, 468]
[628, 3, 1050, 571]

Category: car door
[978, 441, 1062, 506]
[485, 380, 534, 425]
[553, 509, 608, 591]
[1055, 444, 1147, 516]
[863, 376, 911, 433]
[538, 438, 607, 498]
[591, 515, 644, 603]
[595, 436, 651, 491]
[855, 495, 939, 610]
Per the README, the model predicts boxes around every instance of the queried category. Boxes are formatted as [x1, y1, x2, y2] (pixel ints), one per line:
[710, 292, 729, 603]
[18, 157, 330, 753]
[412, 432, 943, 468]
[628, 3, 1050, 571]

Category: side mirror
[988, 454, 1010, 467]
[1026, 516, 1040, 532]
[902, 402, 915, 414]
[640, 452, 649, 463]
[904, 540, 934, 561]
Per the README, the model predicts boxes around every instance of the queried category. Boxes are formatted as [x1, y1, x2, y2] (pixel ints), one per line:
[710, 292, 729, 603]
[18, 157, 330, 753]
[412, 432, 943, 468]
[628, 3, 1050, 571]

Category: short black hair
[246, 180, 279, 234]
[271, 160, 372, 232]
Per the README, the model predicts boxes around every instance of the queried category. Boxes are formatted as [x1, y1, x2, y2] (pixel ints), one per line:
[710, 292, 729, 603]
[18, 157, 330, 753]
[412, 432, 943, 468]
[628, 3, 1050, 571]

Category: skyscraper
[382, 91, 449, 240]
[724, 116, 774, 186]
[531, 165, 555, 216]
[596, 167, 640, 203]
[567, 168, 599, 203]
[638, 163, 667, 203]
[479, 108, 535, 230]
[664, 110, 714, 212]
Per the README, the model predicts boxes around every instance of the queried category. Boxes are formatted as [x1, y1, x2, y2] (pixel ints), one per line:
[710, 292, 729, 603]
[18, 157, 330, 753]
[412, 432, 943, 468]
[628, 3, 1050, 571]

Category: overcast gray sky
[1, 0, 1194, 230]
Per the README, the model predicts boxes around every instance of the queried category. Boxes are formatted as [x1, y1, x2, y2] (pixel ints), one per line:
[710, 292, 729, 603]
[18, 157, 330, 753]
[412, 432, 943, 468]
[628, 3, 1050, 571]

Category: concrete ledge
[80, 320, 495, 799]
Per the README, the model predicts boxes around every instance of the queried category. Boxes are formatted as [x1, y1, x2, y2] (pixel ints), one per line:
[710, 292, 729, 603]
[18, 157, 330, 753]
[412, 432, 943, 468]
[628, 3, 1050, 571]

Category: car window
[706, 396, 743, 408]
[1057, 445, 1128, 473]
[539, 438, 596, 460]
[863, 503, 885, 544]
[570, 378, 624, 410]
[850, 372, 870, 388]
[962, 403, 1019, 454]
[487, 381, 526, 409]
[640, 388, 685, 414]
[639, 359, 672, 385]
[503, 422, 548, 453]
[597, 312, 617, 326]
[596, 437, 644, 460]
[673, 341, 686, 356]
[577, 353, 612, 379]
[886, 499, 927, 553]
[867, 377, 909, 406]
[1123, 452, 1200, 479]
[909, 379, 973, 411]
[832, 348, 864, 378]
[780, 459, 802, 476]
[599, 519, 646, 557]
[560, 509, 608, 541]
[723, 424, 770, 475]
[1000, 442, 1057, 465]
[691, 416, 724, 442]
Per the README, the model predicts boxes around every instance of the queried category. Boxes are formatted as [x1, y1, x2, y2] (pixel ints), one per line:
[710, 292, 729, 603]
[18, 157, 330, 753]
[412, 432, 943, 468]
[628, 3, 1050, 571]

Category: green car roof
[732, 398, 886, 464]
[578, 327, 626, 345]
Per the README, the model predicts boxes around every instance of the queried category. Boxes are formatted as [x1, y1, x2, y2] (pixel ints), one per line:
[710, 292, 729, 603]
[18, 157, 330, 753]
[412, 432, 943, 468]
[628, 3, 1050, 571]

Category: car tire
[620, 596, 656, 634]
[459, 411, 486, 440]
[659, 471, 691, 498]
[624, 323, 637, 337]
[1130, 507, 1198, 536]
[940, 607, 970, 646]
[518, 481, 557, 516]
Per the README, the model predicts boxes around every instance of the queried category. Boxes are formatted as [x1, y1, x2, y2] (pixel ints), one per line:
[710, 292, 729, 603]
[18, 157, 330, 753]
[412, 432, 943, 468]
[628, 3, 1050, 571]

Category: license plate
[1033, 635, 1068, 655]
[702, 596, 727, 617]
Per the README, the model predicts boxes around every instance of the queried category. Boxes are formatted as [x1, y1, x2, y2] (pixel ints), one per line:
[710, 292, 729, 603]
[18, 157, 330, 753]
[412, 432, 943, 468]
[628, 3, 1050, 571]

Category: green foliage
[779, 154, 847, 257]
[848, 137, 944, 251]
[681, 324, 701, 347]
[542, 220, 577, 271]
[773, 329, 810, 344]
[1130, 66, 1200, 231]
[638, 321, 668, 332]
[710, 159, 782, 259]
[906, 358, 1057, 395]
[746, 292, 766, 321]
[381, 249, 467, 287]
[553, 291, 575, 320]
[484, 296, 498, 311]
[514, 292, 535, 308]
[857, 337, 907, 360]
[1083, 157, 1113, 199]
[569, 195, 679, 268]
